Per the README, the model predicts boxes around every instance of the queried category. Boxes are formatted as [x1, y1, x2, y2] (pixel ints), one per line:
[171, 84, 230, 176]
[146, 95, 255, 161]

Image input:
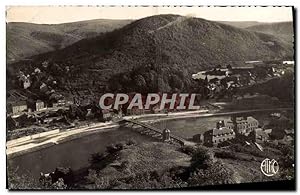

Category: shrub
[215, 150, 238, 159]
[85, 169, 111, 189]
[190, 147, 215, 170]
[278, 145, 294, 170]
[188, 160, 240, 186]
[7, 168, 42, 190]
[114, 170, 186, 189]
[85, 169, 98, 184]
[180, 145, 196, 155]
[50, 167, 74, 187]
[120, 161, 130, 171]
[115, 142, 126, 150]
[51, 178, 67, 189]
[231, 144, 265, 157]
[106, 144, 119, 154]
[106, 141, 128, 154]
[89, 152, 105, 164]
[126, 138, 137, 146]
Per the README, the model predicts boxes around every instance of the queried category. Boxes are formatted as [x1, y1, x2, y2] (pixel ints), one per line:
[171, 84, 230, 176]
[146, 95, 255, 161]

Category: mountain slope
[217, 21, 265, 29]
[38, 15, 292, 69]
[9, 14, 293, 93]
[246, 22, 294, 44]
[6, 19, 132, 62]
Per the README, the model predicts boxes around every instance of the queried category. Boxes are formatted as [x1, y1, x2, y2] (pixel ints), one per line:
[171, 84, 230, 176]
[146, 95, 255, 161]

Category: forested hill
[246, 22, 294, 44]
[6, 19, 132, 62]
[8, 14, 293, 93]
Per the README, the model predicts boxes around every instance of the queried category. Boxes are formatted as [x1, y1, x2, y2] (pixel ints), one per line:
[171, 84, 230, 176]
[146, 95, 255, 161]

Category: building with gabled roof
[7, 101, 28, 115]
[248, 128, 269, 144]
[203, 121, 236, 146]
[225, 116, 259, 135]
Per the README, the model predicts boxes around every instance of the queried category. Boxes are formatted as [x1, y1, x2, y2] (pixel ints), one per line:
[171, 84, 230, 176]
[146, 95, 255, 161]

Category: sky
[6, 6, 293, 24]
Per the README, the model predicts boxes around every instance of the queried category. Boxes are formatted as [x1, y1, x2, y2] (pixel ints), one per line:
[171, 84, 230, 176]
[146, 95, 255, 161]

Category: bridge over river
[119, 118, 194, 146]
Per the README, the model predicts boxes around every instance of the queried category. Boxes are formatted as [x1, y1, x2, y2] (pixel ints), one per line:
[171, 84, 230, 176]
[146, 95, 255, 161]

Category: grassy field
[98, 142, 191, 181]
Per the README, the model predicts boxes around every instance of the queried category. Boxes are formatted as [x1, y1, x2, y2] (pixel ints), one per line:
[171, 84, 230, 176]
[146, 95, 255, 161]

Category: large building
[225, 116, 259, 135]
[248, 128, 269, 144]
[203, 121, 236, 146]
[7, 101, 28, 115]
[35, 100, 45, 111]
[99, 109, 112, 122]
[27, 99, 45, 112]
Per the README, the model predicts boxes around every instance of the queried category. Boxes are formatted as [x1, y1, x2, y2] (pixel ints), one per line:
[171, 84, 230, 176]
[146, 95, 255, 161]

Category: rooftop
[211, 127, 234, 136]
[254, 128, 269, 138]
[8, 100, 27, 107]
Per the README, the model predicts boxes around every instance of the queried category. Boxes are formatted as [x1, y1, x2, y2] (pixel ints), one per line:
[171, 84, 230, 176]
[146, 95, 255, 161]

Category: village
[6, 60, 294, 153]
[192, 60, 294, 101]
[5, 6, 296, 190]
[191, 113, 294, 149]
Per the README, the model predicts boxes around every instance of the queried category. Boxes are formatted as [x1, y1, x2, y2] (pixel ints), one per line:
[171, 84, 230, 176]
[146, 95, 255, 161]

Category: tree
[7, 168, 42, 190]
[85, 169, 111, 189]
[169, 74, 183, 91]
[188, 160, 240, 186]
[134, 74, 147, 92]
[190, 147, 215, 170]
[51, 178, 67, 189]
[227, 64, 232, 70]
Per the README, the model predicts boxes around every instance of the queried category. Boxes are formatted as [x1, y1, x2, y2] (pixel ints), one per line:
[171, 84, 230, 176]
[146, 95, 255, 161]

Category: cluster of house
[192, 65, 254, 86]
[193, 116, 271, 146]
[17, 71, 31, 89]
[191, 65, 256, 99]
[7, 97, 67, 130]
[17, 67, 58, 91]
[6, 98, 70, 116]
[7, 90, 47, 116]
[192, 61, 292, 99]
[7, 90, 172, 131]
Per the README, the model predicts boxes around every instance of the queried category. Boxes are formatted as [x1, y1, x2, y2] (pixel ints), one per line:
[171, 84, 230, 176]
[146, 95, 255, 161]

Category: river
[7, 110, 283, 179]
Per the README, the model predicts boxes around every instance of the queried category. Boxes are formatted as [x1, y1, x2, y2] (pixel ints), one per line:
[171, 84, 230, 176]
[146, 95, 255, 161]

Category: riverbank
[6, 110, 211, 158]
[6, 107, 293, 158]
